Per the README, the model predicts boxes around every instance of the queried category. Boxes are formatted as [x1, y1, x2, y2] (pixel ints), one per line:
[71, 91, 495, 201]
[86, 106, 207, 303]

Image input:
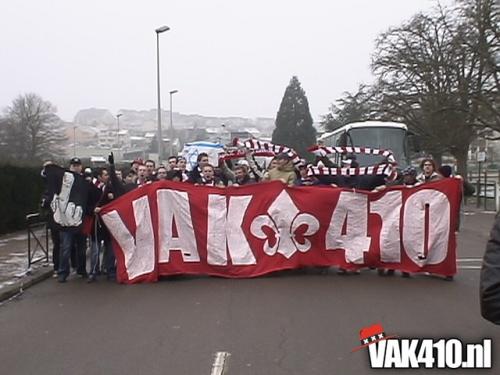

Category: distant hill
[73, 108, 116, 127]
[73, 108, 275, 133]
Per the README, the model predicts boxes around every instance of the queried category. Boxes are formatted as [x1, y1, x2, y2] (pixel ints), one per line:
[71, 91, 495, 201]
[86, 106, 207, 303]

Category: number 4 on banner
[326, 191, 371, 263]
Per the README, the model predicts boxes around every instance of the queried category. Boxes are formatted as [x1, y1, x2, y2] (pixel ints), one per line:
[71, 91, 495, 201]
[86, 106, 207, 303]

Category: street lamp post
[116, 113, 122, 150]
[155, 25, 170, 163]
[220, 123, 226, 145]
[73, 126, 76, 156]
[169, 89, 178, 157]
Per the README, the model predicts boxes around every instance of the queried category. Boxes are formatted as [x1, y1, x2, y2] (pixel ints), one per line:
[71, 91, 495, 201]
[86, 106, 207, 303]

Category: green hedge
[0, 165, 45, 234]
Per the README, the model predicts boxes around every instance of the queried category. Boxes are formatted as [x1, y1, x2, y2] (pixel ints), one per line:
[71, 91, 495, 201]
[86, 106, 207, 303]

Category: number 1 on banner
[370, 191, 403, 263]
[326, 191, 371, 264]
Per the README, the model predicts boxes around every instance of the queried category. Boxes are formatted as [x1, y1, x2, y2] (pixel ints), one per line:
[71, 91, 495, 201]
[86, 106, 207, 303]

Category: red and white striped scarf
[231, 139, 302, 168]
[307, 163, 397, 181]
[307, 145, 398, 180]
[308, 145, 397, 165]
[219, 149, 275, 161]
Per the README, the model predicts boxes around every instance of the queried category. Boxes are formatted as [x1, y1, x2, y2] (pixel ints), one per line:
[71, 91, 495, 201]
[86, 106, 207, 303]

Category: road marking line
[458, 265, 482, 270]
[211, 351, 231, 375]
[457, 258, 483, 262]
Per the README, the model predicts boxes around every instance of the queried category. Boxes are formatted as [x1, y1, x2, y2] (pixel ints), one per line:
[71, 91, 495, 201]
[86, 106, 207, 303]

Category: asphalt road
[0, 210, 498, 375]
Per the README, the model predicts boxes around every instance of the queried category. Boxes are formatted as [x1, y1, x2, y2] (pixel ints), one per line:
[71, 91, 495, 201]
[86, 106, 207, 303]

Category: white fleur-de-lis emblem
[250, 190, 320, 258]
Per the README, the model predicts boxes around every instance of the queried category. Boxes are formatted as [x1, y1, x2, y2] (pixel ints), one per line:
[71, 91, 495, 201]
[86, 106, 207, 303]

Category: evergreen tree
[272, 76, 316, 158]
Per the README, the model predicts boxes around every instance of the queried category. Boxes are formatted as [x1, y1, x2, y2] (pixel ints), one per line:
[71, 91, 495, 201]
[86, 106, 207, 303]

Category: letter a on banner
[157, 189, 200, 263]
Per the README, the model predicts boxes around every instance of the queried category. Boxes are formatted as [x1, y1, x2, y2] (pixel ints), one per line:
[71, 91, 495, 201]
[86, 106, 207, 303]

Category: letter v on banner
[207, 194, 256, 266]
[101, 196, 156, 281]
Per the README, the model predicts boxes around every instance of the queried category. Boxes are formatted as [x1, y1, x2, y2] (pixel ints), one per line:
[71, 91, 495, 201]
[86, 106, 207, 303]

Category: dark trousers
[74, 233, 87, 275]
[103, 237, 116, 277]
[59, 231, 87, 278]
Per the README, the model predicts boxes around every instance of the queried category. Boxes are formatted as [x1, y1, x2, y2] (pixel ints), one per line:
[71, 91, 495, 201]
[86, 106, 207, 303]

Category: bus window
[338, 132, 348, 147]
[316, 122, 410, 168]
[347, 127, 408, 167]
[407, 133, 420, 154]
[330, 134, 337, 147]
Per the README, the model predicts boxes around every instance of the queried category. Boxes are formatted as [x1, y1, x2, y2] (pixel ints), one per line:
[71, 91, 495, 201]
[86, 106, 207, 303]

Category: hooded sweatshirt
[266, 161, 296, 186]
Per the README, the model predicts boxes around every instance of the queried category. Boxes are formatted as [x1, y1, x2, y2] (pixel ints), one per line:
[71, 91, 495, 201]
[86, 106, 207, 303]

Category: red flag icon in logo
[352, 323, 398, 352]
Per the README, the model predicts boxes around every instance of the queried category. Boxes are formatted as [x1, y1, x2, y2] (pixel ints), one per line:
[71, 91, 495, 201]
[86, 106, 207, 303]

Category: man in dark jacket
[188, 153, 209, 183]
[480, 214, 500, 324]
[233, 165, 255, 186]
[47, 158, 99, 282]
[107, 153, 137, 196]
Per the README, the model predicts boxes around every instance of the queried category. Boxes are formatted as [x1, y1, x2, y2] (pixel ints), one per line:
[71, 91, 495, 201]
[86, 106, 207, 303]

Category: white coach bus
[318, 121, 412, 168]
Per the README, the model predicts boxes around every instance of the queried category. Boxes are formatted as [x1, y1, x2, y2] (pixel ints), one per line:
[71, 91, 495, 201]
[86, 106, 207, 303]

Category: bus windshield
[347, 127, 408, 167]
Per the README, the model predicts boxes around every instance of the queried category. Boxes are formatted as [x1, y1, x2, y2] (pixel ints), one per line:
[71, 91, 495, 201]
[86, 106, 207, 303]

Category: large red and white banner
[100, 179, 462, 284]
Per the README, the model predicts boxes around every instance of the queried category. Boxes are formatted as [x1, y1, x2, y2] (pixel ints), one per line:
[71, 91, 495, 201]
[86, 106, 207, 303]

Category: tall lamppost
[73, 126, 76, 156]
[155, 25, 170, 163]
[116, 113, 122, 150]
[220, 123, 226, 144]
[169, 89, 178, 157]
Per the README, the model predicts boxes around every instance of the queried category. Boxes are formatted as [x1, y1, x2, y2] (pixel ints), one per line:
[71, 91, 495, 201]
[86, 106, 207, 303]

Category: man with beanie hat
[264, 153, 296, 186]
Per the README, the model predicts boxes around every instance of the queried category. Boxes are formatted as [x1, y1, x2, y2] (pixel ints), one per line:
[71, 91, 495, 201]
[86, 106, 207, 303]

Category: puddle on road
[0, 256, 28, 279]
[0, 280, 17, 287]
[3, 257, 26, 265]
[6, 235, 29, 241]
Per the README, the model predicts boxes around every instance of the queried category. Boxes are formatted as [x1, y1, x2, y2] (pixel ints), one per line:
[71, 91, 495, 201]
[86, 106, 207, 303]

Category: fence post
[485, 169, 488, 211]
[45, 220, 49, 264]
[26, 213, 49, 269]
[477, 162, 482, 208]
[27, 219, 32, 268]
[496, 181, 499, 212]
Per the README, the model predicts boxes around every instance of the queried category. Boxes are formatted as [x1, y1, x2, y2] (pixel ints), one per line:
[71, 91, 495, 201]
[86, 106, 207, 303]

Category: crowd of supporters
[42, 149, 463, 283]
[95, 154, 456, 189]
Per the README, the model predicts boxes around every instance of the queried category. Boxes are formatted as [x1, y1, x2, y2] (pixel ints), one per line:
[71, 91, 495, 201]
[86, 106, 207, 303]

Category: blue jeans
[89, 239, 102, 276]
[89, 240, 115, 279]
[59, 231, 87, 280]
[59, 231, 77, 279]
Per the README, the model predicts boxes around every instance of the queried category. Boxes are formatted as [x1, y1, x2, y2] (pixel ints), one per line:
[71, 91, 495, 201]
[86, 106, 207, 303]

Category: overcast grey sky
[0, 0, 453, 122]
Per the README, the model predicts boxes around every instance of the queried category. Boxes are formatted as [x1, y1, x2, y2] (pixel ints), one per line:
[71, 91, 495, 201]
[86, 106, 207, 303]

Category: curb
[0, 267, 54, 303]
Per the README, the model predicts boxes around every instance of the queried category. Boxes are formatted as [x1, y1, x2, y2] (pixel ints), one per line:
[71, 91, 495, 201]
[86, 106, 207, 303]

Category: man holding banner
[45, 157, 100, 283]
